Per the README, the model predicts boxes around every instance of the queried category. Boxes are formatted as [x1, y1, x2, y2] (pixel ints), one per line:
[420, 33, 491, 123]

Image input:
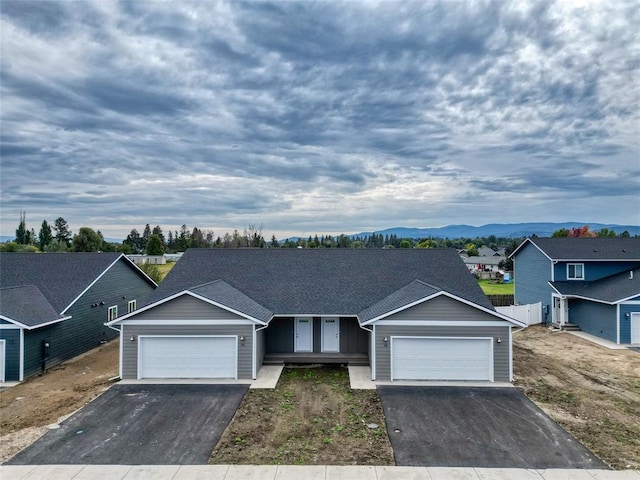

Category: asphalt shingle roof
[190, 280, 273, 323]
[0, 252, 125, 313]
[0, 285, 68, 328]
[551, 267, 640, 303]
[517, 237, 640, 261]
[150, 248, 494, 316]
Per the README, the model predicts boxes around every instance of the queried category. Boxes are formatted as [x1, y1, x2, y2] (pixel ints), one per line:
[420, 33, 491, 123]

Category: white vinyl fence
[496, 302, 542, 326]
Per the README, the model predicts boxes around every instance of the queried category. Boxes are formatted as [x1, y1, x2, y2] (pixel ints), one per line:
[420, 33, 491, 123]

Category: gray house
[511, 237, 640, 344]
[0, 253, 157, 382]
[108, 249, 524, 382]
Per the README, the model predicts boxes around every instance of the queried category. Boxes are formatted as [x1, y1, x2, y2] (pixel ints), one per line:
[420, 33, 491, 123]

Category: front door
[631, 313, 640, 344]
[553, 296, 567, 325]
[295, 317, 313, 352]
[321, 317, 340, 352]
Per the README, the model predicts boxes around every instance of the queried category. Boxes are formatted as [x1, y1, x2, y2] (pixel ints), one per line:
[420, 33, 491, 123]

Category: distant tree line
[2, 214, 633, 258]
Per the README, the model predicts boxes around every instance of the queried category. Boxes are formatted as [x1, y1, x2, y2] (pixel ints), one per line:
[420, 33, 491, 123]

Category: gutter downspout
[106, 323, 122, 379]
[358, 322, 374, 380]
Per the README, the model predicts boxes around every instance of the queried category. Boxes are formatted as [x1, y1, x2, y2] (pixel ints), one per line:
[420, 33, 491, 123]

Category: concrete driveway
[378, 386, 608, 469]
[6, 384, 248, 465]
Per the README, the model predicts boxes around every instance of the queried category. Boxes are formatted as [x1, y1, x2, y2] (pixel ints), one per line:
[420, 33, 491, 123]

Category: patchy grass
[477, 279, 514, 295]
[513, 326, 640, 470]
[210, 367, 393, 465]
[155, 262, 175, 281]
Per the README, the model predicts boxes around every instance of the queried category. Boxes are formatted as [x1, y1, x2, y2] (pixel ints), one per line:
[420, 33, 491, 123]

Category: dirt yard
[0, 340, 119, 462]
[210, 367, 394, 465]
[513, 326, 640, 470]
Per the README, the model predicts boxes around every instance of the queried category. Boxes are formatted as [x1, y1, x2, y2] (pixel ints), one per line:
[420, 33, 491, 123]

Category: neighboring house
[461, 255, 503, 273]
[0, 253, 157, 382]
[510, 237, 640, 344]
[108, 249, 525, 383]
[128, 254, 167, 265]
[478, 246, 501, 257]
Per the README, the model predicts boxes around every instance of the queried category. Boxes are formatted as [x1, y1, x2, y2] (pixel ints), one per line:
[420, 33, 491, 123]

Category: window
[108, 305, 118, 321]
[128, 300, 137, 313]
[567, 263, 584, 280]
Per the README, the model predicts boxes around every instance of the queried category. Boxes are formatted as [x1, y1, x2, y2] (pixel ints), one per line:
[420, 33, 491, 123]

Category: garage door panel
[392, 337, 492, 381]
[139, 336, 237, 379]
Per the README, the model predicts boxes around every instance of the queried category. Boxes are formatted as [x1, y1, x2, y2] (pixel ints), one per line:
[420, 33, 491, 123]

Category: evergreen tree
[38, 220, 53, 250]
[53, 217, 72, 247]
[72, 227, 103, 252]
[15, 211, 31, 245]
[146, 234, 166, 255]
[270, 235, 280, 248]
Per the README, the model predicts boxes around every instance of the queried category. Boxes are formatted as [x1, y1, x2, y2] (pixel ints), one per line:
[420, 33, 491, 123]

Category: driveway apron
[378, 386, 608, 469]
[6, 384, 248, 465]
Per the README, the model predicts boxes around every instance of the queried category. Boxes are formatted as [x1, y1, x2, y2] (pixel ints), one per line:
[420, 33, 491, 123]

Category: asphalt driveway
[378, 386, 608, 469]
[6, 384, 248, 465]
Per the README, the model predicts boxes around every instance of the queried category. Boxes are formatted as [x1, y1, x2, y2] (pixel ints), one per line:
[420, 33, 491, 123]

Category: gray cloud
[1, 0, 638, 240]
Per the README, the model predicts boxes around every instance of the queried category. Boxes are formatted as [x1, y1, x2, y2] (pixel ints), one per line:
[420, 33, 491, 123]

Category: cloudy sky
[1, 0, 638, 240]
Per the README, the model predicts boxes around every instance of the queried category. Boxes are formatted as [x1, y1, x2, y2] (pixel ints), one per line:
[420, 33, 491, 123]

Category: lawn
[210, 367, 394, 465]
[156, 262, 175, 281]
[477, 279, 514, 295]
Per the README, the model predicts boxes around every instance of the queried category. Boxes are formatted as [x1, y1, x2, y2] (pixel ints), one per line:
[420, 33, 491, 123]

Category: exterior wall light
[496, 337, 502, 343]
[130, 336, 135, 342]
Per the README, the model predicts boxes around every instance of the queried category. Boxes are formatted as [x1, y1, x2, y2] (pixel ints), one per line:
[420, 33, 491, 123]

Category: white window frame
[108, 305, 118, 322]
[567, 263, 584, 280]
[128, 300, 137, 313]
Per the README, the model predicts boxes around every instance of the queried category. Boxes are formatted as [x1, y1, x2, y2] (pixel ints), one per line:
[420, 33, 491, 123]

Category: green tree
[15, 211, 31, 245]
[53, 217, 72, 247]
[146, 234, 166, 255]
[270, 235, 280, 248]
[38, 220, 53, 250]
[399, 239, 412, 248]
[138, 262, 162, 283]
[465, 243, 479, 256]
[0, 242, 20, 252]
[124, 229, 144, 253]
[72, 227, 103, 252]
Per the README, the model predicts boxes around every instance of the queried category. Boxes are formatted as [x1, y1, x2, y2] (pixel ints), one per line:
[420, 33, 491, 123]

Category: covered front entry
[391, 337, 493, 381]
[138, 336, 237, 379]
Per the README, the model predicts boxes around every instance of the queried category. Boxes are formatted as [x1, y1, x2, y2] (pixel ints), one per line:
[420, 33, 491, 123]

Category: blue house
[510, 237, 640, 344]
[0, 253, 157, 382]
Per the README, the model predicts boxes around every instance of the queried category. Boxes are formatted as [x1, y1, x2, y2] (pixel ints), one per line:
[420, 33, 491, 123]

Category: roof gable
[148, 248, 495, 316]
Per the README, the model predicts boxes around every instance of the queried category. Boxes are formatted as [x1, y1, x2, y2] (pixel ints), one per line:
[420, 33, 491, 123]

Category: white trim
[108, 305, 118, 322]
[551, 260, 555, 282]
[617, 304, 621, 344]
[0, 322, 22, 329]
[119, 327, 124, 379]
[566, 263, 585, 280]
[371, 324, 376, 381]
[389, 336, 494, 382]
[320, 317, 340, 353]
[361, 291, 526, 327]
[509, 327, 513, 381]
[252, 325, 256, 380]
[0, 339, 5, 383]
[0, 315, 71, 330]
[509, 238, 553, 261]
[614, 297, 640, 304]
[127, 299, 137, 313]
[254, 323, 269, 380]
[375, 320, 514, 327]
[107, 290, 268, 326]
[137, 335, 238, 380]
[115, 319, 256, 326]
[19, 328, 24, 381]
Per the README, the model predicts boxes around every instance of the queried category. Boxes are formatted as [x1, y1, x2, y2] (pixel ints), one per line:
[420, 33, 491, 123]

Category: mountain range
[350, 222, 640, 239]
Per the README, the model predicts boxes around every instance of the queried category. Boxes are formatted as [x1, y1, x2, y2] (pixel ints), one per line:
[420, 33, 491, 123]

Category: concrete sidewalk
[1, 465, 638, 480]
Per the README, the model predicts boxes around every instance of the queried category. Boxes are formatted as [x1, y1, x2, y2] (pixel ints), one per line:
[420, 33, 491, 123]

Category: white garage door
[139, 336, 237, 379]
[391, 337, 493, 381]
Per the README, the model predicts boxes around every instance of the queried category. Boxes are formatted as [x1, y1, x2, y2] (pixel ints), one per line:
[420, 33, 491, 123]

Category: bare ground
[210, 367, 394, 465]
[0, 340, 119, 462]
[513, 326, 640, 470]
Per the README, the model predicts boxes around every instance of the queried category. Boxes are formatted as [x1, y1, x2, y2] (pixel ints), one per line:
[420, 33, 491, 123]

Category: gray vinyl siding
[514, 243, 553, 318]
[340, 317, 369, 354]
[570, 300, 617, 343]
[23, 259, 155, 379]
[0, 328, 20, 381]
[122, 324, 254, 379]
[133, 295, 245, 320]
[375, 325, 511, 382]
[383, 295, 494, 321]
[265, 317, 295, 353]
